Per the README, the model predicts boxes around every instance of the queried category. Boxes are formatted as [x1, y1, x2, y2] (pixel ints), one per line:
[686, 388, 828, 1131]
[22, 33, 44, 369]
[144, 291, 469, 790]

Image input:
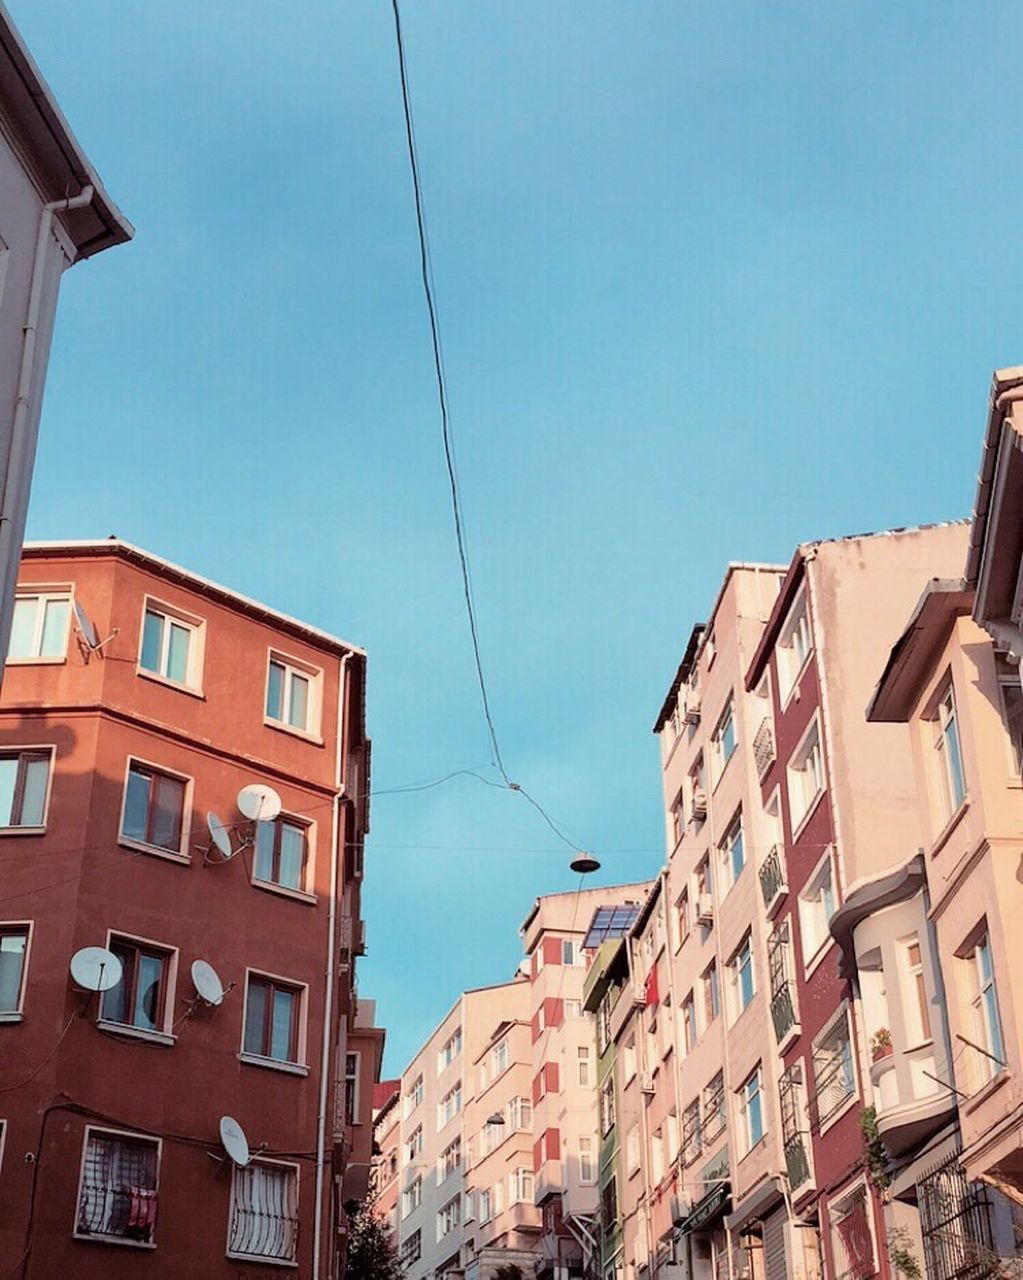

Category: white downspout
[314, 650, 352, 1278]
[0, 187, 94, 674]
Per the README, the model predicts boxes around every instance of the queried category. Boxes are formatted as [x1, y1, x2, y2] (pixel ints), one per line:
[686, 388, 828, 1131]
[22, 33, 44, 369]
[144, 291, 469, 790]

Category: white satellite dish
[220, 1115, 250, 1167]
[70, 946, 123, 993]
[192, 959, 226, 1006]
[237, 783, 282, 823]
[206, 812, 234, 860]
[73, 600, 99, 649]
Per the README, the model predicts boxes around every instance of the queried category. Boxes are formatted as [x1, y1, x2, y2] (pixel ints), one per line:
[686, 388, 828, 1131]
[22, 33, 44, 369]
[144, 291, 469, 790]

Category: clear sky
[11, 0, 1023, 1072]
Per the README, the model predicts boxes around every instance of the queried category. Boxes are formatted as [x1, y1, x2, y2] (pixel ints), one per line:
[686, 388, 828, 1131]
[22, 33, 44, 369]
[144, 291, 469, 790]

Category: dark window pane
[266, 662, 284, 720]
[254, 821, 275, 882]
[287, 674, 309, 729]
[136, 953, 163, 1030]
[21, 756, 49, 826]
[140, 611, 163, 673]
[271, 988, 295, 1061]
[123, 768, 151, 842]
[150, 775, 184, 851]
[166, 623, 190, 683]
[0, 931, 27, 1010]
[102, 945, 133, 1025]
[245, 981, 268, 1055]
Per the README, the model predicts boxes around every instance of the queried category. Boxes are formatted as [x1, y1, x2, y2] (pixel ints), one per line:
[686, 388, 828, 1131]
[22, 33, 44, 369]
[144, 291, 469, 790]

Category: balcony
[784, 1135, 812, 1192]
[753, 717, 776, 780]
[536, 1158, 564, 1205]
[770, 981, 800, 1052]
[758, 846, 787, 917]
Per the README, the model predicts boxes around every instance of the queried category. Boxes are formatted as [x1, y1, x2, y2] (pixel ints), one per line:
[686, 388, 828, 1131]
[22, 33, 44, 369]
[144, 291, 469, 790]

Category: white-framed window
[562, 938, 583, 965]
[788, 716, 825, 832]
[0, 748, 53, 832]
[439, 1136, 461, 1181]
[266, 650, 322, 737]
[931, 680, 967, 820]
[727, 932, 755, 1020]
[579, 1135, 596, 1183]
[777, 589, 812, 703]
[711, 698, 737, 779]
[100, 933, 177, 1038]
[798, 848, 837, 968]
[703, 1072, 726, 1143]
[578, 1044, 592, 1087]
[227, 1158, 299, 1263]
[75, 1126, 160, 1246]
[0, 923, 31, 1017]
[718, 812, 745, 891]
[702, 961, 720, 1027]
[682, 991, 697, 1053]
[120, 757, 189, 858]
[402, 1175, 422, 1218]
[812, 1003, 856, 1129]
[482, 1115, 504, 1156]
[138, 599, 204, 690]
[492, 1038, 509, 1075]
[438, 1027, 462, 1073]
[479, 1187, 492, 1224]
[600, 1078, 616, 1134]
[344, 1051, 360, 1125]
[996, 652, 1023, 774]
[508, 1096, 532, 1131]
[437, 1194, 461, 1239]
[405, 1126, 422, 1163]
[565, 998, 582, 1019]
[900, 935, 932, 1045]
[963, 930, 1006, 1085]
[625, 1122, 641, 1173]
[509, 1167, 533, 1204]
[403, 1075, 423, 1118]
[242, 969, 306, 1067]
[438, 1082, 462, 1128]
[736, 1065, 764, 1155]
[651, 1128, 665, 1183]
[828, 1181, 877, 1280]
[622, 1037, 636, 1083]
[254, 813, 311, 894]
[8, 588, 71, 662]
[400, 1230, 422, 1266]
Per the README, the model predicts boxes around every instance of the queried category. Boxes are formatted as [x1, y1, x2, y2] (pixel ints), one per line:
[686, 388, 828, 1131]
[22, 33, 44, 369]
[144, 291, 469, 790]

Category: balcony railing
[759, 846, 787, 916]
[784, 1136, 812, 1191]
[753, 717, 776, 779]
[770, 982, 799, 1046]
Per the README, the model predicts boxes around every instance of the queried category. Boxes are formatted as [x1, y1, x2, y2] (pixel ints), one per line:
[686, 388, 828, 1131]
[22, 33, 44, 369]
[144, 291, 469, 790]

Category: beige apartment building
[371, 1080, 401, 1242]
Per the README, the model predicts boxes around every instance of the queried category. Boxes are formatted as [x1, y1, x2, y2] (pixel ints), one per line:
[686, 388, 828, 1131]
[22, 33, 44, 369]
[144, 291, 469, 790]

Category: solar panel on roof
[582, 903, 641, 950]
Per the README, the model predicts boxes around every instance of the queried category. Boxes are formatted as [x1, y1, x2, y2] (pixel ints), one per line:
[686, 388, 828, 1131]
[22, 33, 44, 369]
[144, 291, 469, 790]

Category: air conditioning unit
[690, 787, 707, 820]
[695, 894, 714, 926]
[640, 1073, 656, 1096]
[683, 695, 701, 725]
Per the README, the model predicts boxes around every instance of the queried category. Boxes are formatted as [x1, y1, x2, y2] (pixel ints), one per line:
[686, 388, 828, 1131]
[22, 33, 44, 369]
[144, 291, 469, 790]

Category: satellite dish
[192, 959, 226, 1006]
[206, 812, 234, 860]
[237, 783, 282, 823]
[73, 599, 99, 649]
[220, 1115, 250, 1167]
[70, 946, 123, 993]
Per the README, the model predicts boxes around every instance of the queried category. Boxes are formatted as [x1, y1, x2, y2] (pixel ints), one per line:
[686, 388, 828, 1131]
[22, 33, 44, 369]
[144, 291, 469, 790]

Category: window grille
[768, 924, 798, 1043]
[918, 1152, 996, 1280]
[702, 1072, 726, 1143]
[779, 1064, 811, 1190]
[681, 1099, 702, 1165]
[229, 1162, 299, 1262]
[77, 1131, 158, 1243]
[811, 1006, 855, 1128]
[401, 1230, 422, 1265]
[759, 845, 786, 909]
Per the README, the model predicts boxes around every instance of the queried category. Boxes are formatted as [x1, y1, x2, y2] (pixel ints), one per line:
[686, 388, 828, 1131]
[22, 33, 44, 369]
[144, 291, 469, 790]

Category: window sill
[6, 655, 67, 666]
[0, 1010, 24, 1024]
[737, 1134, 768, 1166]
[264, 717, 324, 747]
[817, 1093, 858, 1137]
[0, 825, 47, 838]
[779, 651, 814, 714]
[97, 1020, 176, 1047]
[74, 1233, 156, 1250]
[252, 878, 318, 906]
[929, 799, 970, 859]
[226, 1251, 297, 1269]
[238, 1053, 309, 1077]
[136, 667, 205, 700]
[118, 837, 190, 865]
[790, 787, 826, 842]
[964, 1069, 1010, 1115]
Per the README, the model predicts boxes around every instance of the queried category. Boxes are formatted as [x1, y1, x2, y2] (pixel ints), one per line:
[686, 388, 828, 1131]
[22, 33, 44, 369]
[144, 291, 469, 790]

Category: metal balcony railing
[784, 1136, 812, 1191]
[753, 717, 776, 779]
[770, 982, 798, 1044]
[759, 846, 787, 913]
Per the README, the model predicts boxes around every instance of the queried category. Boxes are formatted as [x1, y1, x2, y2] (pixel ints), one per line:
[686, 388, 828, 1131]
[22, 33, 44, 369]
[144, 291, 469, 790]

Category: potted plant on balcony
[870, 1028, 893, 1062]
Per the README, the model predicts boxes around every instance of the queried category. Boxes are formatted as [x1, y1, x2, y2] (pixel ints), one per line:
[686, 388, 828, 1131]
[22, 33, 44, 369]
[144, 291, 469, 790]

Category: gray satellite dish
[73, 600, 99, 649]
[220, 1115, 250, 1167]
[237, 783, 282, 823]
[206, 812, 234, 860]
[192, 959, 226, 1006]
[70, 946, 123, 993]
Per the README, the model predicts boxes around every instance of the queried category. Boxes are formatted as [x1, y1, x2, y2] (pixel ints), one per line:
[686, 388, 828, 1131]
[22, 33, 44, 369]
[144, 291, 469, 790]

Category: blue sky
[13, 0, 1023, 1072]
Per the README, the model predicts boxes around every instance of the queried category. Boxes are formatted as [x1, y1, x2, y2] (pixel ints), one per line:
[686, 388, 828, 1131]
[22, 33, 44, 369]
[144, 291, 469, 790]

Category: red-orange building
[0, 539, 370, 1276]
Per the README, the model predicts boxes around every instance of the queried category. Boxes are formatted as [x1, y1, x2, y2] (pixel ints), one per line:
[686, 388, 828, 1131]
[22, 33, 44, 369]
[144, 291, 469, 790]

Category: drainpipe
[627, 930, 655, 1271]
[314, 650, 353, 1279]
[0, 187, 94, 678]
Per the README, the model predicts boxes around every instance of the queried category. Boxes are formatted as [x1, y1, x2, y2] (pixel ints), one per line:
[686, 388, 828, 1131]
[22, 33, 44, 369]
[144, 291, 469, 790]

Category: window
[439, 1137, 461, 1181]
[565, 998, 582, 1019]
[404, 1076, 423, 1118]
[670, 790, 684, 847]
[579, 1136, 595, 1183]
[696, 855, 712, 900]
[228, 1160, 299, 1263]
[601, 1177, 618, 1230]
[677, 891, 690, 946]
[682, 991, 697, 1053]
[622, 1037, 636, 1082]
[788, 718, 825, 831]
[509, 1168, 533, 1204]
[479, 1187, 492, 1224]
[578, 1045, 592, 1087]
[996, 652, 1023, 774]
[799, 849, 836, 967]
[438, 1082, 462, 1127]
[266, 653, 319, 735]
[254, 815, 309, 892]
[8, 590, 70, 661]
[0, 925, 29, 1015]
[76, 1128, 159, 1246]
[405, 1126, 422, 1163]
[812, 1004, 856, 1127]
[932, 682, 967, 819]
[345, 1052, 360, 1125]
[712, 698, 737, 778]
[682, 1099, 702, 1164]
[101, 938, 172, 1034]
[493, 1038, 509, 1074]
[778, 590, 812, 702]
[965, 931, 1006, 1084]
[438, 1027, 462, 1072]
[901, 936, 931, 1044]
[626, 1123, 641, 1173]
[703, 1072, 726, 1143]
[437, 1194, 461, 1239]
[689, 754, 707, 820]
[828, 1183, 876, 1280]
[702, 961, 720, 1026]
[600, 1078, 616, 1134]
[0, 749, 51, 830]
[121, 761, 187, 855]
[243, 973, 302, 1065]
[737, 1066, 764, 1154]
[562, 939, 581, 965]
[401, 1231, 422, 1266]
[139, 604, 201, 688]
[508, 1097, 531, 1131]
[728, 932, 755, 1019]
[482, 1115, 504, 1155]
[402, 1176, 422, 1218]
[719, 813, 745, 890]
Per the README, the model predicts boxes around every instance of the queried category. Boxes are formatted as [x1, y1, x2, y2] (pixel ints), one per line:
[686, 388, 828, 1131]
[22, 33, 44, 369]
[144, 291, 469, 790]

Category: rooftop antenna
[72, 599, 117, 663]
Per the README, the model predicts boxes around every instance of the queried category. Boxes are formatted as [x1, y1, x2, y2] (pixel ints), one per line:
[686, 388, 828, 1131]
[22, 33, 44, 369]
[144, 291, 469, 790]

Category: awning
[724, 1175, 785, 1233]
[677, 1182, 731, 1233]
